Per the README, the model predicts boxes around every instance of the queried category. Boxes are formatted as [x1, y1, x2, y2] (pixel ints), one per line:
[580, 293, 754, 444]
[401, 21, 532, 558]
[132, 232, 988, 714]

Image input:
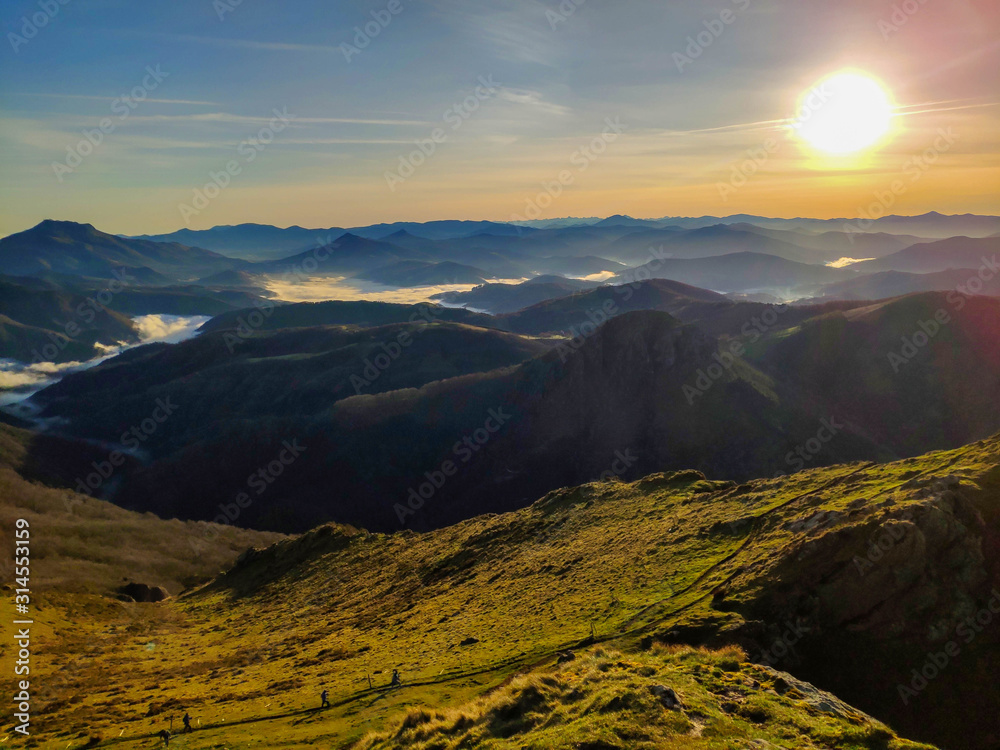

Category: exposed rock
[748, 477, 989, 638]
[759, 666, 878, 722]
[786, 509, 844, 534]
[118, 582, 169, 602]
[649, 684, 682, 709]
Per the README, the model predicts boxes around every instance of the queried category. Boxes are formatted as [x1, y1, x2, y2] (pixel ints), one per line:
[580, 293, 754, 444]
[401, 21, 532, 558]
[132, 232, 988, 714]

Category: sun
[792, 71, 894, 155]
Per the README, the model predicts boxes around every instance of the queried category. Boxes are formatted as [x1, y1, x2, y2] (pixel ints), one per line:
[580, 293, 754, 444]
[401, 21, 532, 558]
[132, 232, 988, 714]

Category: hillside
[42, 309, 881, 533]
[0, 423, 286, 594]
[99, 285, 269, 316]
[136, 223, 342, 261]
[354, 260, 489, 287]
[0, 274, 139, 362]
[750, 292, 1000, 455]
[814, 268, 1000, 301]
[24, 290, 1000, 535]
[11, 435, 1000, 748]
[197, 299, 498, 334]
[0, 220, 240, 281]
[255, 232, 420, 275]
[731, 224, 928, 261]
[850, 236, 999, 274]
[31, 321, 552, 461]
[432, 276, 601, 314]
[606, 225, 825, 266]
[499, 278, 728, 334]
[610, 252, 848, 294]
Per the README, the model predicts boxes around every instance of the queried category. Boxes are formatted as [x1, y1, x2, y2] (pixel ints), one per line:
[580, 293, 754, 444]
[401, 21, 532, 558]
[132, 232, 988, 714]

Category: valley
[1, 211, 998, 749]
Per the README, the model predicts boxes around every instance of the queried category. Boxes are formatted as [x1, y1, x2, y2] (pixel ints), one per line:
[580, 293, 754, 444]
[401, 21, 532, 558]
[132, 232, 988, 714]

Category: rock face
[727, 473, 999, 750]
[758, 666, 877, 722]
[119, 582, 170, 602]
[749, 475, 989, 640]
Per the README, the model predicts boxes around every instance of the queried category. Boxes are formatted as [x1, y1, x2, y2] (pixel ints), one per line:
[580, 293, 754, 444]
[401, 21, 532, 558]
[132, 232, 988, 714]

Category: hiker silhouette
[157, 728, 170, 745]
[320, 689, 330, 708]
[390, 669, 401, 687]
[182, 712, 192, 732]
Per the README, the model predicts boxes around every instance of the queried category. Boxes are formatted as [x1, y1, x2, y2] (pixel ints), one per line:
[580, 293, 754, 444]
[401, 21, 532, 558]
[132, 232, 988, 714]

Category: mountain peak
[30, 219, 99, 235]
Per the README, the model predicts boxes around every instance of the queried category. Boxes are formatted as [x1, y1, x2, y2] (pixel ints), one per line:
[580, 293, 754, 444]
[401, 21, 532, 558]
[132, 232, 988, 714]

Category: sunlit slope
[358, 645, 934, 750]
[14, 434, 1000, 748]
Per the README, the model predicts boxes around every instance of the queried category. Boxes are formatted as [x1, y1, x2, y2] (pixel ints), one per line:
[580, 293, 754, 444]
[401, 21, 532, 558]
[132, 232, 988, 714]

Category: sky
[1, 0, 998, 237]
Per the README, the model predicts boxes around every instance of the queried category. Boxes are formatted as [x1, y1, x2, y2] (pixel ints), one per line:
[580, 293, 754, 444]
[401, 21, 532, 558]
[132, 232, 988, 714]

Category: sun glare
[793, 71, 894, 155]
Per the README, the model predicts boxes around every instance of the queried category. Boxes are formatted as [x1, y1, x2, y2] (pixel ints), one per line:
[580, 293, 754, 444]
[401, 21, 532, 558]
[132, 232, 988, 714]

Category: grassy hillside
[357, 645, 933, 750]
[0, 423, 286, 594]
[0, 276, 139, 362]
[30, 321, 551, 461]
[197, 299, 498, 334]
[8, 435, 999, 748]
[750, 292, 1000, 454]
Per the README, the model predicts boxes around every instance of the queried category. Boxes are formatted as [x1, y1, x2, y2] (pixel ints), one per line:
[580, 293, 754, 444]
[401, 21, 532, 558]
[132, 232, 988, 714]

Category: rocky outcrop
[119, 582, 170, 602]
[734, 475, 989, 646]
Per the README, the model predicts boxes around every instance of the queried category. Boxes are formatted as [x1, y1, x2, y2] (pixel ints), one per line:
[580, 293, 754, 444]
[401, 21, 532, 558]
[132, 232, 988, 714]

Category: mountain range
[23, 287, 1000, 536]
[5, 211, 1000, 750]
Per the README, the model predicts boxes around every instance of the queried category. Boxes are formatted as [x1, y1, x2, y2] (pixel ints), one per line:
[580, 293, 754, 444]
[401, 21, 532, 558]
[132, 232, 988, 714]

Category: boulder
[119, 582, 170, 602]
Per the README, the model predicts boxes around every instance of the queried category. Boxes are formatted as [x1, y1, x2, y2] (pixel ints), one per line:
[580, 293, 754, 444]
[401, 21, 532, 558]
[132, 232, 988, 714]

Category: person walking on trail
[157, 729, 171, 746]
[182, 712, 192, 732]
[390, 669, 401, 688]
[320, 689, 330, 709]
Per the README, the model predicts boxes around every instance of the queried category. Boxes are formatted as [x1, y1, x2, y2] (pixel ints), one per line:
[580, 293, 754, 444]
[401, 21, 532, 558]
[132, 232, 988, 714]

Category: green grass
[6, 435, 1000, 747]
[356, 645, 935, 750]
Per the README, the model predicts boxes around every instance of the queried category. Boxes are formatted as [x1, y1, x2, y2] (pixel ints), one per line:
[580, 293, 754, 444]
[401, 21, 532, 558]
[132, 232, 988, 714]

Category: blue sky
[1, 0, 998, 235]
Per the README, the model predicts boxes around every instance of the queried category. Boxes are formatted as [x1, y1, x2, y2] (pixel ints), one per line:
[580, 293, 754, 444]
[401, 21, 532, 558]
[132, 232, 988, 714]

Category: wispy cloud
[10, 93, 221, 105]
[124, 112, 432, 126]
[497, 88, 570, 117]
[428, 0, 562, 66]
[136, 32, 341, 54]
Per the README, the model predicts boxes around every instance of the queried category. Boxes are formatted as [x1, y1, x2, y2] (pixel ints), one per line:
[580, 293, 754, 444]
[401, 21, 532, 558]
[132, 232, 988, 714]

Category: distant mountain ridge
[849, 235, 1000, 274]
[0, 220, 240, 281]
